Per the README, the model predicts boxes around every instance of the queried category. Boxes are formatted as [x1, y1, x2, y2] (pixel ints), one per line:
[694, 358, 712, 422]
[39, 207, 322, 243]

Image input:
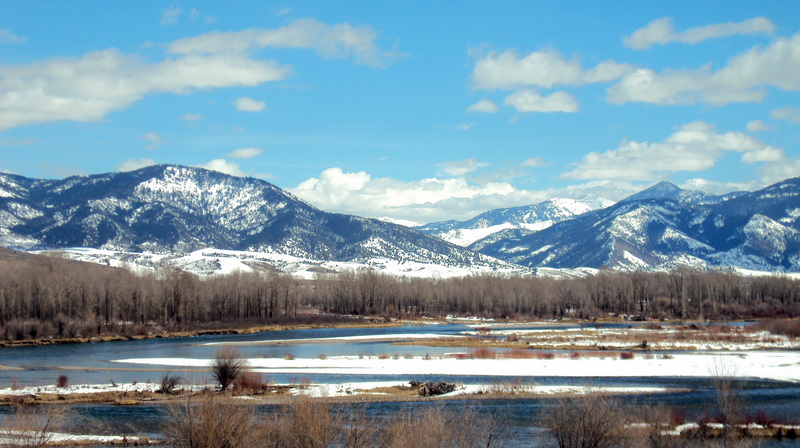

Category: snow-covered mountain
[4, 166, 800, 275]
[416, 196, 614, 247]
[477, 179, 800, 272]
[0, 165, 523, 275]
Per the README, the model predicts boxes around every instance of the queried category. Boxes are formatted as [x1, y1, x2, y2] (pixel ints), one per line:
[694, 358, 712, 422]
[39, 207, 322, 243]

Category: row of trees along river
[1, 250, 799, 341]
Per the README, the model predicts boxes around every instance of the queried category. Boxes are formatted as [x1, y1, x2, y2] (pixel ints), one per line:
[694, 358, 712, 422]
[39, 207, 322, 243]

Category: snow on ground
[435, 223, 516, 247]
[45, 247, 535, 279]
[112, 351, 800, 383]
[461, 326, 800, 351]
[0, 380, 670, 400]
[291, 382, 669, 398]
[0, 432, 150, 445]
[0, 382, 217, 397]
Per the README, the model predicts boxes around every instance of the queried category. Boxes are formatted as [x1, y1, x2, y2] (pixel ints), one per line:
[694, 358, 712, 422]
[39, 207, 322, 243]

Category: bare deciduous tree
[211, 347, 248, 392]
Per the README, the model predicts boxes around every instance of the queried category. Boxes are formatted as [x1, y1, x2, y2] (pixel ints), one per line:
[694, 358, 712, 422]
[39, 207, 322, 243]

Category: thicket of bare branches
[2, 250, 800, 342]
[542, 394, 625, 448]
[163, 397, 503, 448]
[164, 396, 258, 448]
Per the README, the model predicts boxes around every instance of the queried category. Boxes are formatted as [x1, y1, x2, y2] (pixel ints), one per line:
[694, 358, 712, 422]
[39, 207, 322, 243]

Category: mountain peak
[622, 181, 682, 202]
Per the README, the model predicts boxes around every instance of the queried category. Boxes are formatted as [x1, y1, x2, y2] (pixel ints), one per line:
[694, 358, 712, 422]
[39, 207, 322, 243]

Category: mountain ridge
[476, 178, 800, 272]
[0, 165, 517, 273]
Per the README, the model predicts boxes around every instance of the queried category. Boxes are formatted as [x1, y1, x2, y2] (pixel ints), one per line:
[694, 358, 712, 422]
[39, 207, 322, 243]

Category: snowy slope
[416, 196, 614, 247]
[0, 165, 516, 273]
[478, 180, 800, 272]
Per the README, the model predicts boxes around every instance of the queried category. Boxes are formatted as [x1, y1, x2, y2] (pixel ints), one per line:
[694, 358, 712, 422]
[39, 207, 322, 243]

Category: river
[1, 322, 799, 446]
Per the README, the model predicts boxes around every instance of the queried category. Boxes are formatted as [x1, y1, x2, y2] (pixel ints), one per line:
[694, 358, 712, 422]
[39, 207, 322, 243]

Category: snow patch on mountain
[46, 247, 537, 279]
[417, 196, 613, 247]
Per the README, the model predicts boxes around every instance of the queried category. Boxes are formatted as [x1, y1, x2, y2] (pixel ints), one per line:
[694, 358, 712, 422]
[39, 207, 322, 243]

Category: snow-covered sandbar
[113, 350, 800, 383]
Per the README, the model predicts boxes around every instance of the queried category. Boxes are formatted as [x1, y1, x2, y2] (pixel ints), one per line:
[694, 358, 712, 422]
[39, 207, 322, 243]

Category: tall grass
[163, 396, 504, 448]
[0, 405, 72, 448]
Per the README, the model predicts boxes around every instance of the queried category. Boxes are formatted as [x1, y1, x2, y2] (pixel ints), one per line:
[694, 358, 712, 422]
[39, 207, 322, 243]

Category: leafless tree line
[313, 268, 800, 320]
[2, 251, 799, 341]
[0, 255, 304, 341]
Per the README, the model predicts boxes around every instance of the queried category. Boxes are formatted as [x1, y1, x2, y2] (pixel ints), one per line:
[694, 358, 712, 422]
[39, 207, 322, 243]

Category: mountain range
[478, 180, 800, 272]
[0, 165, 519, 276]
[1, 164, 799, 276]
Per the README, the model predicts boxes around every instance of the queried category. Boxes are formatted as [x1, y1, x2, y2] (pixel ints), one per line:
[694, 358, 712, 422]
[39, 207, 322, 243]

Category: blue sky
[1, 1, 799, 223]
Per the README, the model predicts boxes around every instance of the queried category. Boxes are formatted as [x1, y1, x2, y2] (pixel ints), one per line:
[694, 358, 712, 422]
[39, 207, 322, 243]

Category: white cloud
[276, 8, 292, 17]
[679, 178, 761, 195]
[198, 159, 247, 177]
[227, 147, 264, 159]
[180, 113, 204, 121]
[291, 167, 646, 223]
[141, 132, 163, 149]
[562, 121, 779, 181]
[438, 158, 489, 177]
[467, 99, 499, 113]
[160, 6, 183, 25]
[0, 29, 26, 44]
[471, 49, 634, 90]
[609, 33, 800, 105]
[522, 157, 546, 167]
[505, 90, 579, 113]
[0, 48, 291, 132]
[771, 106, 800, 123]
[758, 159, 800, 184]
[292, 167, 534, 222]
[746, 119, 773, 132]
[117, 158, 156, 172]
[189, 9, 201, 20]
[624, 17, 775, 50]
[235, 97, 267, 112]
[168, 18, 400, 68]
[741, 146, 786, 164]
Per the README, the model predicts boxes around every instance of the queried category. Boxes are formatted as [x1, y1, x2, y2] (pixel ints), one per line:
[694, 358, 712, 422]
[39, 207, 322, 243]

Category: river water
[2, 322, 800, 446]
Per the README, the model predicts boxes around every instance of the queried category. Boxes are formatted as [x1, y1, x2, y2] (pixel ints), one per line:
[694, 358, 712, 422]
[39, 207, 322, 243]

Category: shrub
[542, 393, 624, 448]
[56, 375, 69, 388]
[536, 351, 556, 360]
[164, 396, 257, 448]
[620, 351, 635, 360]
[233, 370, 268, 392]
[211, 347, 248, 392]
[470, 347, 498, 359]
[754, 319, 800, 338]
[381, 405, 503, 448]
[261, 398, 340, 448]
[506, 348, 535, 359]
[159, 373, 184, 394]
[627, 404, 684, 448]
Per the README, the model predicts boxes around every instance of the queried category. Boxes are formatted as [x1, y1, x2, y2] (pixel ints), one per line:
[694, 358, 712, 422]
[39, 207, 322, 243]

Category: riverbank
[0, 318, 402, 348]
[0, 378, 677, 406]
